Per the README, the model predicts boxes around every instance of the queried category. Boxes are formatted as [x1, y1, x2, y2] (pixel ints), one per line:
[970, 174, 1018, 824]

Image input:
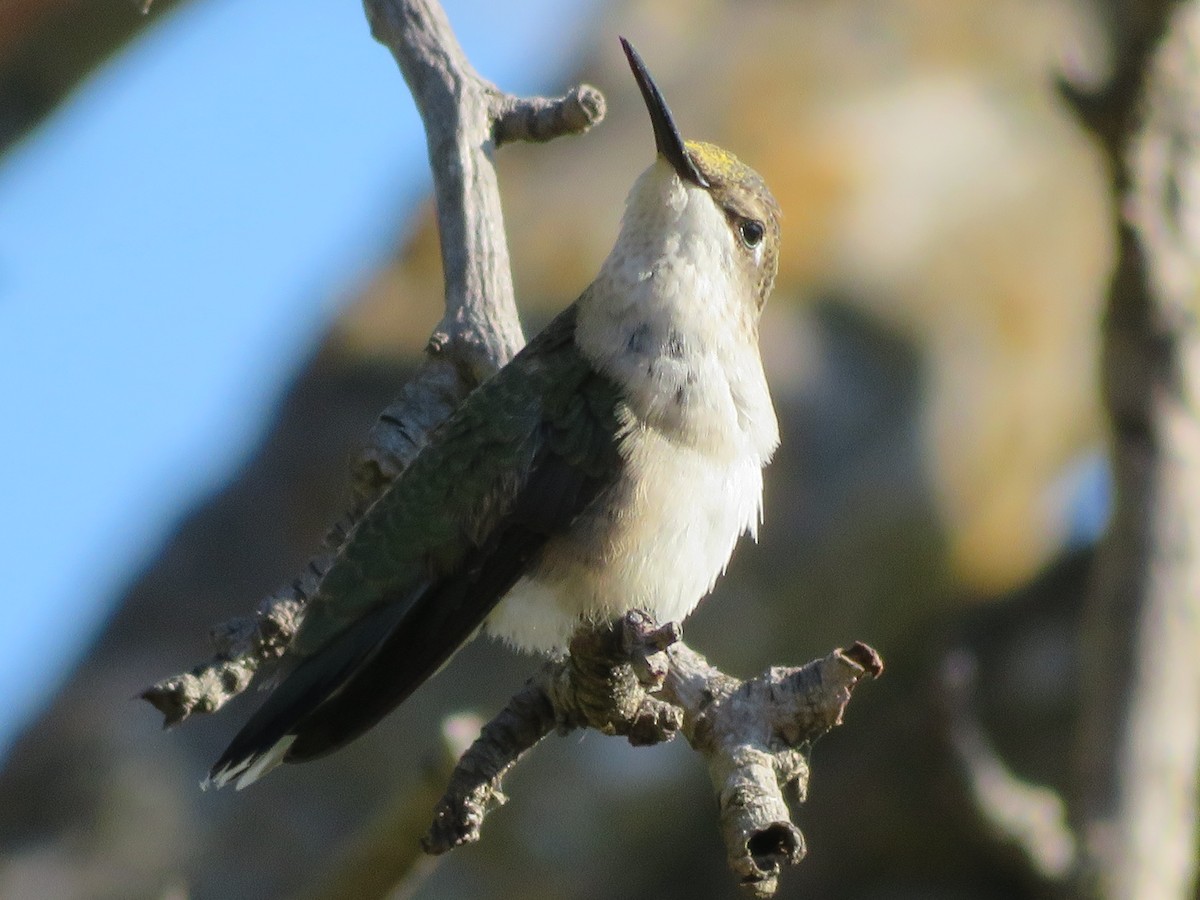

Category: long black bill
[620, 37, 710, 188]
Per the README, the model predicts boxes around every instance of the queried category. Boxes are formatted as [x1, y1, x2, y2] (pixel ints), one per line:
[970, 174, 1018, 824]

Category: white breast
[486, 420, 770, 654]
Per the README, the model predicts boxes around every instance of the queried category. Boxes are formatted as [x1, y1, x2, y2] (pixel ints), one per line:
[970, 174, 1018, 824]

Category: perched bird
[207, 38, 781, 790]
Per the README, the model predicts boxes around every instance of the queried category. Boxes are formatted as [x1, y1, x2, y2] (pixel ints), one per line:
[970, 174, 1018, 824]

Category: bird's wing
[207, 306, 624, 788]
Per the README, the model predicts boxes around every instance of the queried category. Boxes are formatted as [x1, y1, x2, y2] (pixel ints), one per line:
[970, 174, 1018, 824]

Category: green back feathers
[293, 307, 623, 656]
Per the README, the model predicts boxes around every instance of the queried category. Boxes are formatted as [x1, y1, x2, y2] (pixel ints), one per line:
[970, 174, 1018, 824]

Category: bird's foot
[561, 610, 684, 745]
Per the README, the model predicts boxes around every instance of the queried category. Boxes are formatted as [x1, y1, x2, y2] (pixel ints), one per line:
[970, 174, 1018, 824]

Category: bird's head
[617, 38, 781, 314]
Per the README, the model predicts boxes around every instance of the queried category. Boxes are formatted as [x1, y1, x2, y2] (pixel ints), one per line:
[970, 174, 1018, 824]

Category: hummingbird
[206, 38, 781, 790]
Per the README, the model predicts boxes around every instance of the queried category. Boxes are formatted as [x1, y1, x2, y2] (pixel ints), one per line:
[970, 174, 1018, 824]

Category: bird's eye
[738, 218, 765, 248]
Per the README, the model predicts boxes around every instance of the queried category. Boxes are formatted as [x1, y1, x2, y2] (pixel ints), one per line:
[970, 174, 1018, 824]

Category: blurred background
[0, 0, 1125, 897]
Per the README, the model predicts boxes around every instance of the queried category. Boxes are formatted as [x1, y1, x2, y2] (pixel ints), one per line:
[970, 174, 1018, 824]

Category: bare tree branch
[424, 612, 881, 898]
[424, 613, 685, 856]
[664, 639, 882, 895]
[1040, 1, 1200, 896]
[492, 84, 606, 147]
[1073, 2, 1200, 895]
[939, 649, 1077, 882]
[141, 0, 604, 727]
[924, 9, 1200, 895]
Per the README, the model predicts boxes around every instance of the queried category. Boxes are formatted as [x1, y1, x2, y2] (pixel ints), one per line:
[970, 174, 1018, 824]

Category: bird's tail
[203, 734, 296, 791]
[203, 598, 414, 790]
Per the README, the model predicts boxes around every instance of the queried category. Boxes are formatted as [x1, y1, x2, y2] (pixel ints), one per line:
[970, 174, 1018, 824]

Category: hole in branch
[747, 822, 803, 869]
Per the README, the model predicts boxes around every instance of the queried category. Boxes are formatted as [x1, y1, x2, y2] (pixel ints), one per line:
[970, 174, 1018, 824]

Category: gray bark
[423, 612, 881, 899]
[896, 4, 1200, 897]
[1075, 2, 1200, 895]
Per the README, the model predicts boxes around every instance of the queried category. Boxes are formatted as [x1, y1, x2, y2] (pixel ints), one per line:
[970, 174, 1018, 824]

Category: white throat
[575, 161, 779, 461]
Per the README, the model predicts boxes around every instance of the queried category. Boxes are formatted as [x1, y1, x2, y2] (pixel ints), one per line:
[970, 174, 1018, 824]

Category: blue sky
[0, 0, 594, 759]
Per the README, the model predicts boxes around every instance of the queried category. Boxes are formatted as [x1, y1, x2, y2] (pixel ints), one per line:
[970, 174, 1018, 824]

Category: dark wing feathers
[207, 585, 424, 776]
[209, 306, 624, 778]
[286, 442, 609, 761]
